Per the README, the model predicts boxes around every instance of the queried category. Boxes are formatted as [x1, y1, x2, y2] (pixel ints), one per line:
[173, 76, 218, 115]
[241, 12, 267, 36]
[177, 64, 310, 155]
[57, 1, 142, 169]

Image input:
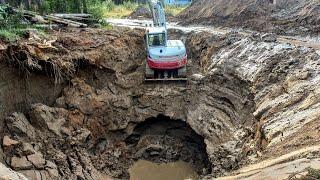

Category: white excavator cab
[146, 27, 167, 46]
[148, 33, 165, 46]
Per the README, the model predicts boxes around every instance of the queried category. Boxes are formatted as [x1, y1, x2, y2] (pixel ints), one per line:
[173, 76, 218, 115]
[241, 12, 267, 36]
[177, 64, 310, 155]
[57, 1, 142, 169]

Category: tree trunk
[24, 0, 31, 10]
[73, 0, 81, 13]
[63, 0, 67, 12]
[82, 0, 87, 13]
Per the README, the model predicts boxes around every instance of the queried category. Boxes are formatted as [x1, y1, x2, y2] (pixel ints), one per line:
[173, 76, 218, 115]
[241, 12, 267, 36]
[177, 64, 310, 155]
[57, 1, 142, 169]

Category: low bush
[306, 168, 320, 179]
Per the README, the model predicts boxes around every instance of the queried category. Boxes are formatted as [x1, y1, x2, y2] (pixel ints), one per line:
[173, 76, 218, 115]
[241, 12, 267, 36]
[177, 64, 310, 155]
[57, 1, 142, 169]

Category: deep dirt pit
[126, 115, 211, 175]
[0, 28, 257, 179]
[5, 27, 319, 180]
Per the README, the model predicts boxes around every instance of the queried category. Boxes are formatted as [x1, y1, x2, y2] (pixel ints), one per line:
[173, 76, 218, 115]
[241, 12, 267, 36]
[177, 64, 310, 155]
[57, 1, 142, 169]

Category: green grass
[0, 28, 25, 42]
[103, 1, 140, 18]
[92, 1, 188, 18]
[0, 26, 47, 42]
[165, 5, 187, 16]
[102, 23, 113, 30]
[306, 168, 320, 179]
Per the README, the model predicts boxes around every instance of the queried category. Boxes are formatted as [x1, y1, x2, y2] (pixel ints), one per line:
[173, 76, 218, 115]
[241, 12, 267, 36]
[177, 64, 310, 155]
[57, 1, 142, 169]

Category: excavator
[145, 0, 187, 81]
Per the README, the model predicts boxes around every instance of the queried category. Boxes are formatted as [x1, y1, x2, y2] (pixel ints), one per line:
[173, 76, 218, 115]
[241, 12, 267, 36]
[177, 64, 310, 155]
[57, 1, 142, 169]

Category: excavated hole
[126, 115, 212, 177]
[0, 29, 260, 179]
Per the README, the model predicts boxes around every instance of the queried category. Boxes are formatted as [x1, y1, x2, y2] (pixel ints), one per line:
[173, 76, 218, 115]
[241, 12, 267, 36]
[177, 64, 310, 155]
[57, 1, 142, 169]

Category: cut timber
[12, 8, 37, 16]
[44, 15, 88, 28]
[50, 14, 98, 24]
[52, 16, 98, 24]
[33, 24, 60, 28]
[51, 14, 93, 18]
[12, 8, 89, 27]
[24, 14, 48, 24]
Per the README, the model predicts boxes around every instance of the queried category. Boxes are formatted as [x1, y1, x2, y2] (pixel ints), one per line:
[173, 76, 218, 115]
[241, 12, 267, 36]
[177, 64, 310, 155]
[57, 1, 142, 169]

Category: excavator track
[145, 64, 187, 82]
[145, 78, 187, 82]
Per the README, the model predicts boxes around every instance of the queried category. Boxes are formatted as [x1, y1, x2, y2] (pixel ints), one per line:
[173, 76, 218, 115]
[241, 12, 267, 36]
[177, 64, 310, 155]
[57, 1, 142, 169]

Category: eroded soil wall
[0, 28, 258, 179]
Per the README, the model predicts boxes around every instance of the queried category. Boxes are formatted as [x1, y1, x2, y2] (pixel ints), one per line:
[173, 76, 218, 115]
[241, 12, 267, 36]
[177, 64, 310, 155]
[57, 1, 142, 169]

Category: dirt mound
[128, 6, 175, 20]
[128, 6, 152, 19]
[178, 0, 320, 35]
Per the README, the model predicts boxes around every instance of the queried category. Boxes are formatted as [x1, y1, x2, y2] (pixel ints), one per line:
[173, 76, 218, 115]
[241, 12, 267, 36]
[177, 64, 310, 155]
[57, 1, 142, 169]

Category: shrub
[306, 168, 320, 179]
[88, 0, 116, 19]
[0, 28, 24, 42]
[123, 1, 138, 11]
[0, 5, 22, 28]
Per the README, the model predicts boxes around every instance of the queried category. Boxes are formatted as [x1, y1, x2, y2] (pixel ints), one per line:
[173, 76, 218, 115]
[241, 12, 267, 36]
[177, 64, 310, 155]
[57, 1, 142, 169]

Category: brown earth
[178, 0, 320, 35]
[0, 28, 257, 179]
[128, 6, 152, 19]
[128, 6, 176, 21]
[0, 25, 319, 180]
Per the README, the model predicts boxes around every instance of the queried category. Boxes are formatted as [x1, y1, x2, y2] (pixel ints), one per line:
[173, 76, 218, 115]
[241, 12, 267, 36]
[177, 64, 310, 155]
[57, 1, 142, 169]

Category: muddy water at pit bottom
[129, 160, 199, 180]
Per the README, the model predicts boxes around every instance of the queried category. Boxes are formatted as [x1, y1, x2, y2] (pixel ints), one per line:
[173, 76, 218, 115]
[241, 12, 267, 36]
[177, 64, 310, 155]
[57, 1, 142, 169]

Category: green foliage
[0, 5, 24, 41]
[38, 1, 51, 14]
[103, 0, 116, 11]
[0, 5, 46, 42]
[122, 1, 139, 11]
[165, 5, 187, 16]
[306, 168, 320, 179]
[0, 5, 21, 28]
[88, 0, 115, 19]
[0, 28, 24, 42]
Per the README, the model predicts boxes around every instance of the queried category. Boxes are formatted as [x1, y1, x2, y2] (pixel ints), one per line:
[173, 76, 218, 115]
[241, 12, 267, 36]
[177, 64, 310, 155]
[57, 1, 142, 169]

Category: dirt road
[106, 18, 320, 51]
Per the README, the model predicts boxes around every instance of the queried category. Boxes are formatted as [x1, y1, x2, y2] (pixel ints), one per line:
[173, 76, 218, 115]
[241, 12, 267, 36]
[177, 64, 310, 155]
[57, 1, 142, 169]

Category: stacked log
[12, 8, 99, 28]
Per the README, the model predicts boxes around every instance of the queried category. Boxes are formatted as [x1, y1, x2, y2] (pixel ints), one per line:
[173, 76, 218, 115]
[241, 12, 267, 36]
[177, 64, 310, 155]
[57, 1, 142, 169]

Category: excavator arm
[148, 0, 167, 28]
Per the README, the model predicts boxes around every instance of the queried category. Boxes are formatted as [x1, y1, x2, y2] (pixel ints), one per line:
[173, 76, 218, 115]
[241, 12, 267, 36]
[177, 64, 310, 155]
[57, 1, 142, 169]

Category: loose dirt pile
[178, 0, 320, 35]
[0, 26, 319, 180]
[128, 6, 175, 21]
[128, 6, 152, 19]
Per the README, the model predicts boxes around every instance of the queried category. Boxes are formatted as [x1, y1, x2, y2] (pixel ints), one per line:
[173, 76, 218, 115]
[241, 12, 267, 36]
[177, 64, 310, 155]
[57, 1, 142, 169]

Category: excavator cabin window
[148, 33, 165, 46]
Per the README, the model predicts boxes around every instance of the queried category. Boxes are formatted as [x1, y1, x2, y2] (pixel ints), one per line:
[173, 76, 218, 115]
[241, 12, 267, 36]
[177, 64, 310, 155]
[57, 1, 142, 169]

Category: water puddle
[129, 160, 198, 180]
